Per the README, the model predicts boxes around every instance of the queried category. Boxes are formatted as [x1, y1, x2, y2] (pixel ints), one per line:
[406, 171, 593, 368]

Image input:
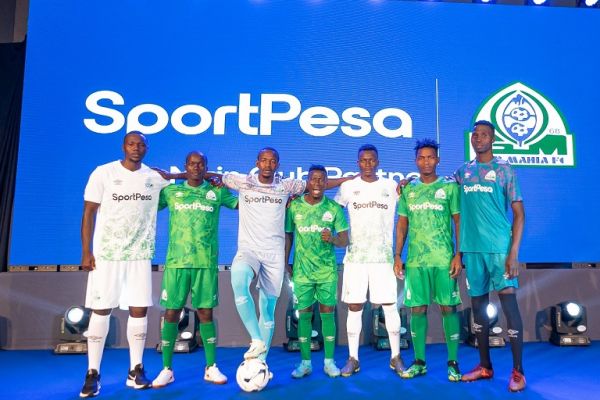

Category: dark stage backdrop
[9, 0, 600, 266]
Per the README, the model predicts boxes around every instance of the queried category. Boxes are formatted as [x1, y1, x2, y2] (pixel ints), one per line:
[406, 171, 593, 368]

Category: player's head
[357, 144, 379, 178]
[122, 131, 148, 163]
[306, 165, 328, 201]
[414, 139, 439, 177]
[256, 147, 279, 182]
[185, 151, 207, 182]
[471, 120, 496, 155]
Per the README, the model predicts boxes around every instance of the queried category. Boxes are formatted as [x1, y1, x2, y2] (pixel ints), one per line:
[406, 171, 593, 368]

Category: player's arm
[285, 232, 294, 276]
[506, 201, 525, 279]
[321, 229, 349, 247]
[81, 201, 100, 271]
[394, 216, 408, 279]
[151, 167, 186, 180]
[325, 175, 356, 190]
[450, 213, 462, 279]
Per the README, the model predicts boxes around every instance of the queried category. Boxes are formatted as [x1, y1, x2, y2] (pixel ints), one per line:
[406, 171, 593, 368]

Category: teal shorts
[403, 267, 461, 307]
[160, 268, 218, 309]
[293, 279, 337, 310]
[463, 252, 519, 297]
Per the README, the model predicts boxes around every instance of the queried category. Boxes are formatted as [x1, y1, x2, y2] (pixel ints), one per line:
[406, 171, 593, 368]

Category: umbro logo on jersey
[295, 214, 304, 220]
[464, 172, 472, 179]
[175, 192, 184, 198]
[408, 192, 415, 198]
[113, 179, 122, 186]
[484, 171, 497, 182]
[206, 190, 217, 201]
[353, 191, 360, 196]
[435, 189, 446, 200]
[322, 211, 334, 222]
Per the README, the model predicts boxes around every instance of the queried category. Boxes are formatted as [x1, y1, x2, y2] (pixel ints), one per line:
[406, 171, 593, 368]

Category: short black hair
[257, 147, 280, 162]
[414, 138, 439, 157]
[308, 164, 327, 176]
[185, 151, 207, 165]
[473, 120, 496, 134]
[358, 144, 378, 157]
[123, 131, 147, 144]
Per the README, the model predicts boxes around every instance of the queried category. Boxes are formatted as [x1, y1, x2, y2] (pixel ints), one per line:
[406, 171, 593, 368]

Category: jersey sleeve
[158, 187, 169, 211]
[220, 187, 239, 209]
[448, 183, 460, 215]
[333, 204, 349, 233]
[83, 167, 104, 204]
[283, 178, 306, 196]
[222, 172, 247, 191]
[453, 168, 463, 185]
[334, 182, 348, 207]
[506, 166, 523, 202]
[397, 190, 408, 216]
[285, 205, 295, 233]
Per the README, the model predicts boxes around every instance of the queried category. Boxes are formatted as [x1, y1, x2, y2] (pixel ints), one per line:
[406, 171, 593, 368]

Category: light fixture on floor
[54, 306, 91, 354]
[550, 301, 590, 346]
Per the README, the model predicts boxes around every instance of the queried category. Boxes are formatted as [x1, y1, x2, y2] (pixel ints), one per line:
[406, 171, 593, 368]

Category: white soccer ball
[236, 358, 270, 392]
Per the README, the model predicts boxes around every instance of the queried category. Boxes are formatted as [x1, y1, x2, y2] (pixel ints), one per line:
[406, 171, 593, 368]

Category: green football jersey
[397, 177, 459, 268]
[285, 195, 349, 284]
[159, 181, 238, 269]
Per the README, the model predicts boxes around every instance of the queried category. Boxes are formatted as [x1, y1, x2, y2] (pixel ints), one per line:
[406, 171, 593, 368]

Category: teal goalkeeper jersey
[285, 195, 349, 283]
[397, 177, 459, 268]
[159, 181, 238, 268]
[454, 157, 523, 253]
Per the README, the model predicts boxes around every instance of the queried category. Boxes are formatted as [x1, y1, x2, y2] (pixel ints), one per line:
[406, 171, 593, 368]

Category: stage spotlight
[550, 301, 590, 346]
[54, 306, 91, 354]
[578, 0, 599, 7]
[371, 306, 410, 351]
[473, 0, 496, 4]
[156, 307, 199, 353]
[465, 303, 505, 348]
[284, 300, 324, 352]
[527, 0, 549, 5]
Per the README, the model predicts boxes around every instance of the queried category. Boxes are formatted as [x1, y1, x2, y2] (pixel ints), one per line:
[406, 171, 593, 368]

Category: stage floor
[0, 342, 596, 399]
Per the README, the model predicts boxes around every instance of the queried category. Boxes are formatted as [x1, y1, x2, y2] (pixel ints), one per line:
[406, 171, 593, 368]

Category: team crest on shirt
[435, 189, 446, 200]
[381, 190, 390, 198]
[206, 190, 217, 201]
[484, 171, 497, 182]
[322, 211, 334, 222]
[113, 179, 122, 186]
[175, 191, 184, 198]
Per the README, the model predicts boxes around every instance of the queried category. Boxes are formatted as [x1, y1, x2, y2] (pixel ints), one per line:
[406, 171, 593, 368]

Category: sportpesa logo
[244, 195, 283, 204]
[112, 193, 152, 202]
[297, 225, 326, 233]
[352, 201, 388, 210]
[174, 202, 214, 212]
[467, 82, 575, 167]
[84, 91, 413, 138]
[408, 202, 443, 211]
[463, 184, 493, 194]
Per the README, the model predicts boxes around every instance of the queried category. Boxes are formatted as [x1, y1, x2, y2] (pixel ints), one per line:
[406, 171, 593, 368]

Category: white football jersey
[335, 177, 398, 263]
[84, 161, 169, 261]
[223, 173, 305, 254]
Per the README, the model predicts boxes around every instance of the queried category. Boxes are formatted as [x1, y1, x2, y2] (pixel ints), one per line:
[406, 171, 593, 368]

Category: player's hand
[449, 254, 462, 279]
[321, 228, 333, 243]
[285, 264, 293, 278]
[505, 252, 520, 279]
[207, 175, 223, 187]
[393, 255, 404, 280]
[81, 252, 96, 271]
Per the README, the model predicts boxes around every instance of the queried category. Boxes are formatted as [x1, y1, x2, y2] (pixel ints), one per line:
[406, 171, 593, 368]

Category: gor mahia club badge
[466, 82, 575, 167]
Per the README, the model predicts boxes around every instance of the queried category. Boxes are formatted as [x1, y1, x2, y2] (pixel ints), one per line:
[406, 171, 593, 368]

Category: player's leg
[461, 253, 494, 382]
[123, 260, 153, 390]
[317, 281, 339, 378]
[258, 289, 277, 361]
[256, 252, 285, 361]
[192, 268, 227, 384]
[340, 263, 368, 377]
[153, 268, 191, 388]
[432, 267, 462, 382]
[492, 252, 525, 391]
[400, 268, 428, 379]
[369, 263, 405, 374]
[230, 252, 265, 358]
[80, 260, 121, 398]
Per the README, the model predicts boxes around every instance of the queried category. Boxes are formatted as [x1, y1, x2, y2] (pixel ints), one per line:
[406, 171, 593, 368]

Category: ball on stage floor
[236, 358, 270, 392]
